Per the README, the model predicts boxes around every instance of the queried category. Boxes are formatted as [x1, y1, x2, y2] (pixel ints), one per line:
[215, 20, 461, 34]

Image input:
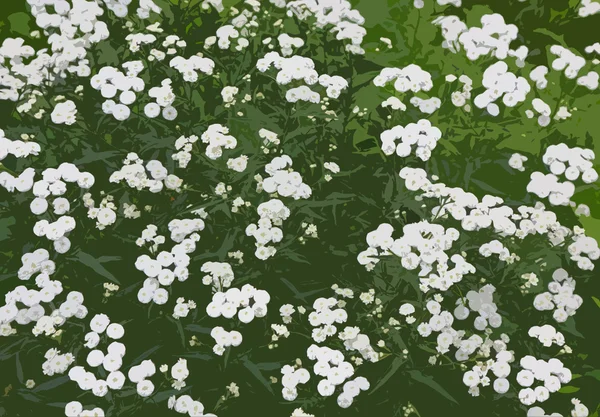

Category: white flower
[399, 303, 415, 316]
[136, 380, 155, 397]
[171, 358, 189, 381]
[90, 314, 110, 334]
[51, 101, 77, 125]
[106, 323, 125, 339]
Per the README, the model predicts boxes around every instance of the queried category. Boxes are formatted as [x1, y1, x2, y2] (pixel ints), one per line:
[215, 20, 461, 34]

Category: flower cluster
[373, 65, 433, 93]
[549, 46, 586, 79]
[479, 240, 518, 263]
[380, 120, 443, 161]
[201, 262, 235, 290]
[91, 63, 145, 120]
[509, 153, 528, 171]
[339, 327, 379, 363]
[227, 155, 249, 173]
[527, 144, 597, 206]
[136, 224, 166, 252]
[533, 268, 583, 322]
[306, 345, 359, 403]
[281, 365, 311, 401]
[474, 61, 530, 116]
[245, 199, 290, 260]
[68, 314, 127, 397]
[136, 220, 203, 305]
[516, 356, 572, 406]
[262, 155, 312, 200]
[398, 167, 599, 269]
[173, 298, 197, 319]
[201, 124, 238, 160]
[173, 135, 199, 168]
[170, 54, 214, 82]
[206, 284, 270, 323]
[127, 360, 157, 397]
[462, 350, 514, 396]
[308, 297, 348, 342]
[109, 153, 183, 192]
[447, 74, 473, 109]
[168, 394, 214, 416]
[358, 222, 474, 292]
[83, 193, 117, 230]
[283, 0, 366, 54]
[43, 348, 75, 376]
[146, 79, 177, 120]
[0, 129, 41, 160]
[210, 326, 243, 355]
[528, 324, 565, 347]
[169, 358, 190, 390]
[1, 248, 89, 337]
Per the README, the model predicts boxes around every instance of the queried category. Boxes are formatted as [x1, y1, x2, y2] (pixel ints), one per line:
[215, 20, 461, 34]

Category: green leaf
[255, 362, 281, 371]
[533, 28, 567, 48]
[152, 386, 192, 404]
[560, 317, 584, 338]
[592, 296, 600, 309]
[71, 251, 121, 284]
[15, 353, 23, 384]
[370, 356, 404, 394]
[131, 345, 162, 366]
[33, 376, 69, 393]
[585, 370, 600, 382]
[170, 317, 186, 348]
[0, 216, 16, 243]
[242, 356, 273, 394]
[185, 324, 212, 334]
[8, 12, 31, 36]
[73, 150, 120, 165]
[558, 386, 580, 394]
[17, 392, 41, 403]
[152, 0, 175, 23]
[179, 352, 212, 361]
[407, 370, 459, 404]
[94, 42, 120, 66]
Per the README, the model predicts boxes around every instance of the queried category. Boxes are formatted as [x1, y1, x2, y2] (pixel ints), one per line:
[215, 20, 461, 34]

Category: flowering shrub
[1, 0, 600, 416]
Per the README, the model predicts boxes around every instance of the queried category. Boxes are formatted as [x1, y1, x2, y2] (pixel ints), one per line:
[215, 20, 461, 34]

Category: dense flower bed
[1, 0, 600, 416]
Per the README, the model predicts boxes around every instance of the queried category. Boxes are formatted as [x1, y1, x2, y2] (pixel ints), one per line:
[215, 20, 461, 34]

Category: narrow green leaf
[370, 357, 403, 394]
[72, 251, 121, 284]
[33, 376, 69, 393]
[534, 28, 567, 48]
[15, 353, 23, 384]
[407, 370, 459, 404]
[242, 356, 273, 394]
[17, 392, 41, 403]
[131, 345, 162, 366]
